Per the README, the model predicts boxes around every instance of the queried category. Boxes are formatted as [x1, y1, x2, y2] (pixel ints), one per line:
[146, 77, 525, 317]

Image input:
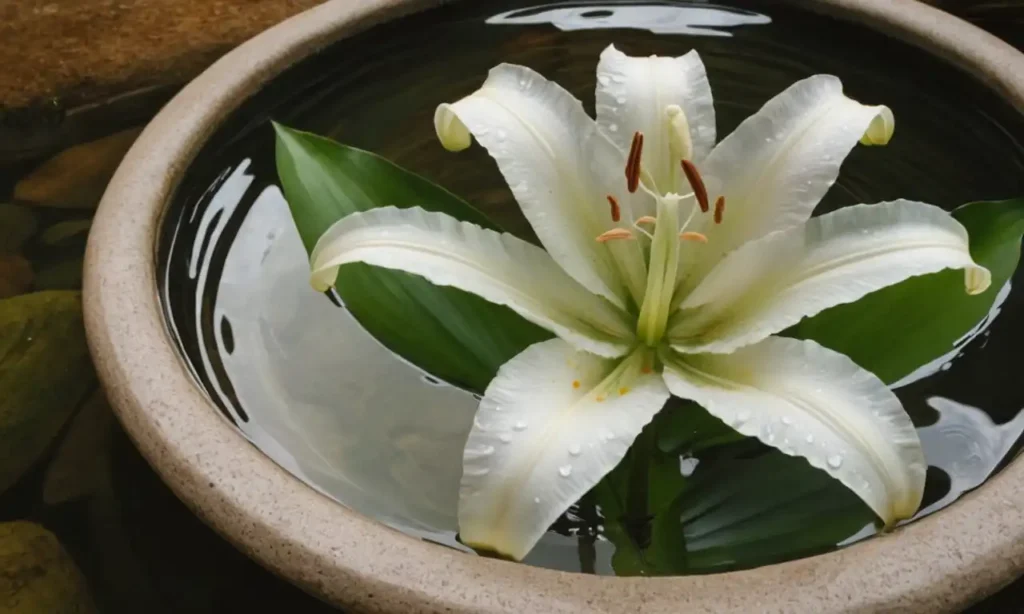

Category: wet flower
[308, 45, 989, 560]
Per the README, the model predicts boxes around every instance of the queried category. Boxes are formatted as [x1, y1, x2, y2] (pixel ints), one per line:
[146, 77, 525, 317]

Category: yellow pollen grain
[618, 387, 629, 396]
[595, 395, 606, 403]
[641, 366, 653, 374]
[572, 380, 581, 389]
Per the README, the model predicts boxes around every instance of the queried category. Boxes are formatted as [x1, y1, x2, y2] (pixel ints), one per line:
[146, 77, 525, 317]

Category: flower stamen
[606, 195, 621, 222]
[635, 216, 657, 226]
[679, 231, 708, 243]
[681, 159, 709, 213]
[714, 195, 726, 224]
[595, 228, 636, 243]
[625, 131, 644, 193]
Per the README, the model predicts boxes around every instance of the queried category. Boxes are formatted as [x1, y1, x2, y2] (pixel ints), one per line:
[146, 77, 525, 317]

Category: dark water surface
[0, 0, 1022, 610]
[162, 0, 1024, 576]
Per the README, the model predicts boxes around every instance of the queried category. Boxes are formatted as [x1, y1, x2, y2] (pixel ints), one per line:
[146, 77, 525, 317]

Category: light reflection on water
[487, 2, 771, 36]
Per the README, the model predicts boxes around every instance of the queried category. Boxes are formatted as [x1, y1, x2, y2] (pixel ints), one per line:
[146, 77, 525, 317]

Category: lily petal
[435, 63, 649, 308]
[669, 201, 990, 354]
[691, 75, 894, 278]
[311, 206, 635, 357]
[460, 339, 669, 560]
[661, 337, 926, 526]
[595, 44, 716, 192]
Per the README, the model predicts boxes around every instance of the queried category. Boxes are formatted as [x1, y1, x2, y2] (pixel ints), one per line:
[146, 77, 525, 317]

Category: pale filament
[595, 130, 724, 244]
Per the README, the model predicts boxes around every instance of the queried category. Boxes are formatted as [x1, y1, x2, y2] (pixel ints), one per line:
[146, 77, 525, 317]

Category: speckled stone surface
[82, 1, 1024, 612]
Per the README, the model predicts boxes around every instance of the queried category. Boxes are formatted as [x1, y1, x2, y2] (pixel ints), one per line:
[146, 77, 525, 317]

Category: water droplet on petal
[608, 123, 619, 133]
[805, 434, 815, 444]
[569, 444, 582, 456]
[616, 96, 627, 104]
[499, 434, 512, 444]
[465, 467, 490, 477]
[514, 421, 528, 431]
[598, 75, 611, 86]
[781, 416, 793, 425]
[827, 454, 844, 469]
[559, 465, 573, 477]
[496, 129, 508, 142]
[612, 74, 626, 83]
[534, 497, 541, 504]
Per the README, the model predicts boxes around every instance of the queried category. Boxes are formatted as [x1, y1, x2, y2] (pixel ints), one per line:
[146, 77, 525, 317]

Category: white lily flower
[307, 45, 991, 561]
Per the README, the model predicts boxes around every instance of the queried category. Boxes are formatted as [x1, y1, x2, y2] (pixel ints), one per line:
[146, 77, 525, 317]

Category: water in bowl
[160, 0, 1024, 575]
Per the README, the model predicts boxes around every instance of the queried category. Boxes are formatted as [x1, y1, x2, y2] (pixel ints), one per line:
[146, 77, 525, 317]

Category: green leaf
[273, 124, 549, 391]
[654, 399, 747, 456]
[596, 446, 875, 576]
[792, 199, 1024, 383]
[668, 450, 875, 572]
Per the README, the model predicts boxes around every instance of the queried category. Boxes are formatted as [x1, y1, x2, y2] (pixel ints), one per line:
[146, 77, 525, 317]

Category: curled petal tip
[434, 103, 472, 151]
[859, 105, 895, 146]
[965, 265, 992, 295]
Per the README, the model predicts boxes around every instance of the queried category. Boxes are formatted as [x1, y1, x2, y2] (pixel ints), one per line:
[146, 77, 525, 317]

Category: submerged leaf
[792, 199, 1024, 383]
[274, 124, 549, 391]
[596, 446, 874, 575]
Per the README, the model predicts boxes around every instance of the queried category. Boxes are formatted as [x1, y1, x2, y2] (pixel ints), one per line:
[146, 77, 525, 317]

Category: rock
[39, 220, 91, 247]
[42, 392, 114, 505]
[13, 128, 140, 209]
[0, 521, 96, 613]
[0, 256, 33, 299]
[0, 204, 38, 253]
[0, 291, 94, 495]
[32, 259, 81, 291]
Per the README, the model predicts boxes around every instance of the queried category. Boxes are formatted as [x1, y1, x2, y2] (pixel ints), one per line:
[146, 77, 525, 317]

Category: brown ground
[0, 0, 325, 110]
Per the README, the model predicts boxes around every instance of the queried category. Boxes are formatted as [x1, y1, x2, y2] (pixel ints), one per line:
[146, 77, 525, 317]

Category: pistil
[636, 193, 681, 345]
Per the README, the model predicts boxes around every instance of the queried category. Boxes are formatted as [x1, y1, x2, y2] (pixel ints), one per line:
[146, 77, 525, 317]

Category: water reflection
[487, 2, 770, 36]
[213, 177, 471, 548]
[917, 397, 1024, 516]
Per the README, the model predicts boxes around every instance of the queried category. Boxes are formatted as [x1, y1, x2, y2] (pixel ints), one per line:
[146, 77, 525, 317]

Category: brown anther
[681, 159, 709, 213]
[595, 228, 635, 243]
[625, 131, 644, 193]
[714, 195, 726, 224]
[635, 216, 657, 226]
[606, 195, 621, 222]
[679, 231, 708, 243]
[641, 366, 653, 374]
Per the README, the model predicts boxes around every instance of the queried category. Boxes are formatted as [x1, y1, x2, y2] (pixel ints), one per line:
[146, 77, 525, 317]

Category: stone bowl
[83, 0, 1024, 612]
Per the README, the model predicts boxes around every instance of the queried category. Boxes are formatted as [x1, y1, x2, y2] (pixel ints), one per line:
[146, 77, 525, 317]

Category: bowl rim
[84, 0, 1024, 612]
